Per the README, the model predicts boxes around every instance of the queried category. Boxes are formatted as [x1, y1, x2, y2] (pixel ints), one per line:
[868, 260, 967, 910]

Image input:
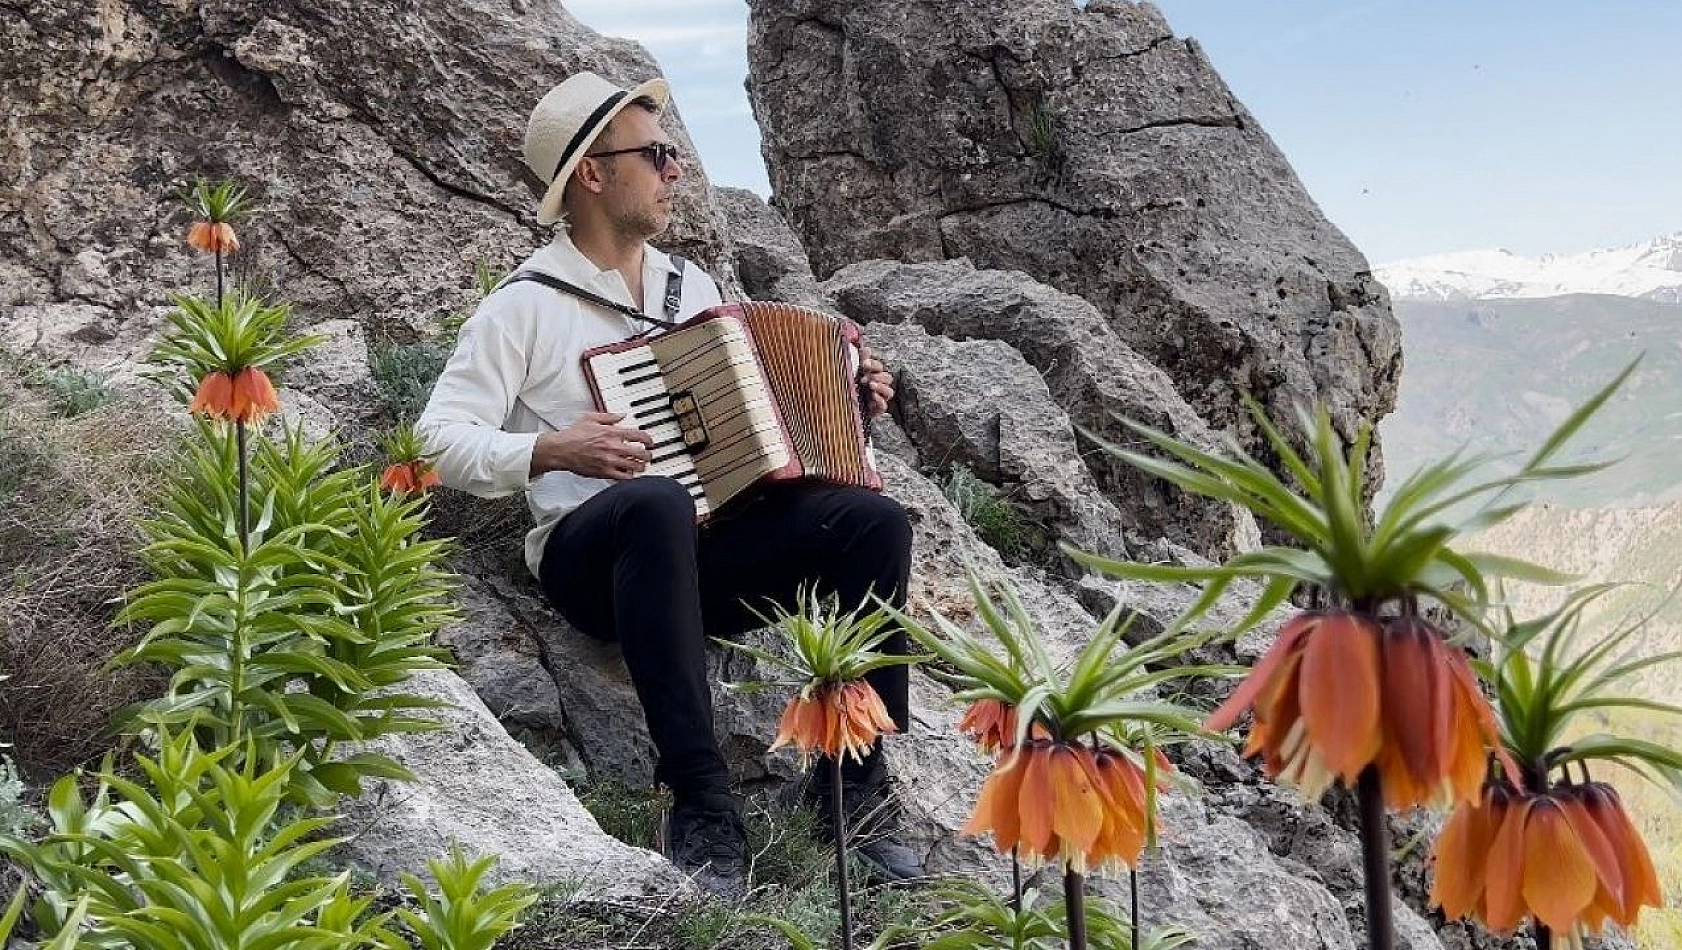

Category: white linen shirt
[416, 233, 723, 578]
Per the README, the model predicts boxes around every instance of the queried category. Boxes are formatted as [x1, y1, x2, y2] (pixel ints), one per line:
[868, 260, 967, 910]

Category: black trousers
[539, 476, 913, 800]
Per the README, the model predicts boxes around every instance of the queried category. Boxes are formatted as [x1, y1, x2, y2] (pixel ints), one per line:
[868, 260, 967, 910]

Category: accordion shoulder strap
[504, 265, 683, 332]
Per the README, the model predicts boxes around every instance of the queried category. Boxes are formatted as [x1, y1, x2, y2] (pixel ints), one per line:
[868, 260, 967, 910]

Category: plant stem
[215, 247, 224, 307]
[1011, 846, 1022, 912]
[1130, 866, 1140, 950]
[1357, 766, 1395, 950]
[832, 759, 853, 950]
[1533, 922, 1552, 950]
[1064, 864, 1087, 950]
[236, 420, 250, 554]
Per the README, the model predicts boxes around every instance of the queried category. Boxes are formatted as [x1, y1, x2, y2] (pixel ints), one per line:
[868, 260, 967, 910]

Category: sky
[561, 0, 1682, 265]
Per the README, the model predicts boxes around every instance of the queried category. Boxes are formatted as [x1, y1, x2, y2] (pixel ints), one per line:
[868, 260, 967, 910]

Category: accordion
[581, 301, 883, 520]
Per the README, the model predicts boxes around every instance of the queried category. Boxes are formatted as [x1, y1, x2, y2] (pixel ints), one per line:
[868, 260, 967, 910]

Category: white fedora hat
[523, 71, 671, 226]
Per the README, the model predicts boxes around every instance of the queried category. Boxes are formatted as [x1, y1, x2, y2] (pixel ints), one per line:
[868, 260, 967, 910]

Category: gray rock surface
[1, 0, 738, 368]
[340, 667, 686, 898]
[868, 321, 1135, 567]
[1, 2, 1496, 947]
[712, 186, 830, 309]
[827, 258, 1261, 559]
[747, 0, 1402, 483]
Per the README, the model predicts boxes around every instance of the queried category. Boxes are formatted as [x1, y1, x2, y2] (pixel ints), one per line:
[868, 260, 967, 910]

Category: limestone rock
[340, 667, 687, 898]
[2, 0, 737, 373]
[747, 0, 1401, 484]
[712, 186, 830, 309]
[437, 577, 567, 737]
[867, 322, 1135, 568]
[828, 258, 1261, 559]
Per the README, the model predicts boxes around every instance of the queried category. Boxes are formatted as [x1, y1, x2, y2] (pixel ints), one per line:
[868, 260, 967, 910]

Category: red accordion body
[581, 301, 882, 520]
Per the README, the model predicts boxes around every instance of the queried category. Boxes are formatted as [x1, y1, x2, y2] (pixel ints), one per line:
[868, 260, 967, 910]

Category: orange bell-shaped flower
[1209, 610, 1505, 808]
[1433, 781, 1661, 941]
[189, 366, 279, 424]
[771, 679, 897, 764]
[380, 460, 441, 496]
[186, 220, 240, 254]
[962, 741, 1158, 873]
[958, 698, 1018, 754]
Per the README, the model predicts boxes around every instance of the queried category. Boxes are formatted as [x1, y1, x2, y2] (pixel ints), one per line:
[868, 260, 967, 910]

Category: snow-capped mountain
[1375, 232, 1682, 303]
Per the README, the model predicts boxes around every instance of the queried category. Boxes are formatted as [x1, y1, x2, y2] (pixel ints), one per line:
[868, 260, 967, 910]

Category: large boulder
[826, 258, 1261, 559]
[867, 321, 1136, 566]
[340, 667, 687, 897]
[1, 0, 738, 373]
[747, 0, 1402, 482]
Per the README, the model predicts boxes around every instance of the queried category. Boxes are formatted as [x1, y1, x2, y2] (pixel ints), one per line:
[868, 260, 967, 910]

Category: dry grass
[0, 369, 173, 780]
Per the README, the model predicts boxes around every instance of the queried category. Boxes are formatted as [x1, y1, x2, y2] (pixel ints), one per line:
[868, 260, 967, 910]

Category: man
[417, 72, 923, 896]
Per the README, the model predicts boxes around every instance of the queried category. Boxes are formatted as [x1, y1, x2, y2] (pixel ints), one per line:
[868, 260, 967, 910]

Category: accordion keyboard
[588, 346, 712, 515]
[586, 317, 788, 519]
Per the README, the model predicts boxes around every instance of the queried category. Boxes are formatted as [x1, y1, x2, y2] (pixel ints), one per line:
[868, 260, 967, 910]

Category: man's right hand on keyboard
[531, 411, 654, 480]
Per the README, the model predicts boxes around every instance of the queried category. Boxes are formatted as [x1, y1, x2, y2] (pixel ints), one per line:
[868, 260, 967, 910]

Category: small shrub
[939, 464, 1031, 560]
[370, 341, 450, 422]
[35, 367, 113, 418]
[0, 756, 34, 839]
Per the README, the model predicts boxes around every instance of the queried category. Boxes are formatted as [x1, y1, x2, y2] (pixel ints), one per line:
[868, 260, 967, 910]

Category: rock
[339, 667, 687, 898]
[747, 0, 1401, 488]
[827, 258, 1261, 558]
[712, 186, 830, 309]
[867, 321, 1135, 568]
[277, 317, 371, 404]
[437, 577, 567, 737]
[2, 0, 739, 376]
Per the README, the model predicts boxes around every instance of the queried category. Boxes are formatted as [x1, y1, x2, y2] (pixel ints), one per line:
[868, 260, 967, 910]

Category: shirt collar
[539, 232, 678, 285]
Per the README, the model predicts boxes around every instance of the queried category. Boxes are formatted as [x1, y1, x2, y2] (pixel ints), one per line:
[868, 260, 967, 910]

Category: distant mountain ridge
[1378, 294, 1682, 509]
[1376, 232, 1682, 303]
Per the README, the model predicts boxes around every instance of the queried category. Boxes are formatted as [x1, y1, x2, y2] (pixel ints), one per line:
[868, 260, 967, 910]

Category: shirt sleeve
[416, 298, 541, 498]
[684, 263, 725, 314]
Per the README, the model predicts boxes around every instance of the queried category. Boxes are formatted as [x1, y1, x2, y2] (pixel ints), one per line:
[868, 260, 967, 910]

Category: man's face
[586, 106, 683, 239]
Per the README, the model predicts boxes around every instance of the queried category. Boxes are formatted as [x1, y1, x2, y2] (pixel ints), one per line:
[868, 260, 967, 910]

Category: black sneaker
[802, 756, 927, 885]
[663, 792, 748, 899]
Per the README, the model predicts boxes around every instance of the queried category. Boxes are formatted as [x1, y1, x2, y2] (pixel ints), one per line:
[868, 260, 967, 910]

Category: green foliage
[897, 576, 1229, 746]
[909, 880, 1194, 950]
[35, 366, 115, 418]
[0, 754, 36, 838]
[438, 259, 509, 340]
[111, 422, 456, 803]
[182, 178, 256, 224]
[398, 843, 537, 950]
[1484, 585, 1682, 788]
[576, 777, 667, 849]
[1072, 363, 1636, 638]
[371, 341, 451, 422]
[1029, 103, 1056, 159]
[722, 587, 928, 688]
[941, 464, 1033, 561]
[0, 732, 400, 950]
[148, 292, 321, 396]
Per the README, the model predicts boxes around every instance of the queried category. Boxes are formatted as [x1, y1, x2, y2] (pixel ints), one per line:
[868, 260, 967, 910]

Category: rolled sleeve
[416, 312, 539, 498]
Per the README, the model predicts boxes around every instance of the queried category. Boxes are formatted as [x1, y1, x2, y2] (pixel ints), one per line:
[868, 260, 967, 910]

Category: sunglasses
[584, 142, 683, 173]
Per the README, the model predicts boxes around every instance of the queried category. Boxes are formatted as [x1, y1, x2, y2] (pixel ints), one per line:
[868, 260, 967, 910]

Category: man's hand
[531, 411, 654, 479]
[859, 345, 894, 417]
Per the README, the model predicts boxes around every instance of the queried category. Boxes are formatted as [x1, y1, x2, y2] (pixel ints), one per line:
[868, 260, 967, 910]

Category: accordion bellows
[582, 302, 882, 520]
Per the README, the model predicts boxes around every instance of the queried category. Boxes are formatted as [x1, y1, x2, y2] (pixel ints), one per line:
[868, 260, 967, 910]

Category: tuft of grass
[576, 777, 668, 851]
[0, 369, 170, 778]
[940, 463, 1032, 561]
[369, 341, 450, 422]
[35, 367, 114, 418]
[558, 779, 938, 949]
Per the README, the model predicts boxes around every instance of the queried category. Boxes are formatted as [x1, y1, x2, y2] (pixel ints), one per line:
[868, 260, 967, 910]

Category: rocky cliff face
[0, 2, 1542, 949]
[745, 0, 1401, 483]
